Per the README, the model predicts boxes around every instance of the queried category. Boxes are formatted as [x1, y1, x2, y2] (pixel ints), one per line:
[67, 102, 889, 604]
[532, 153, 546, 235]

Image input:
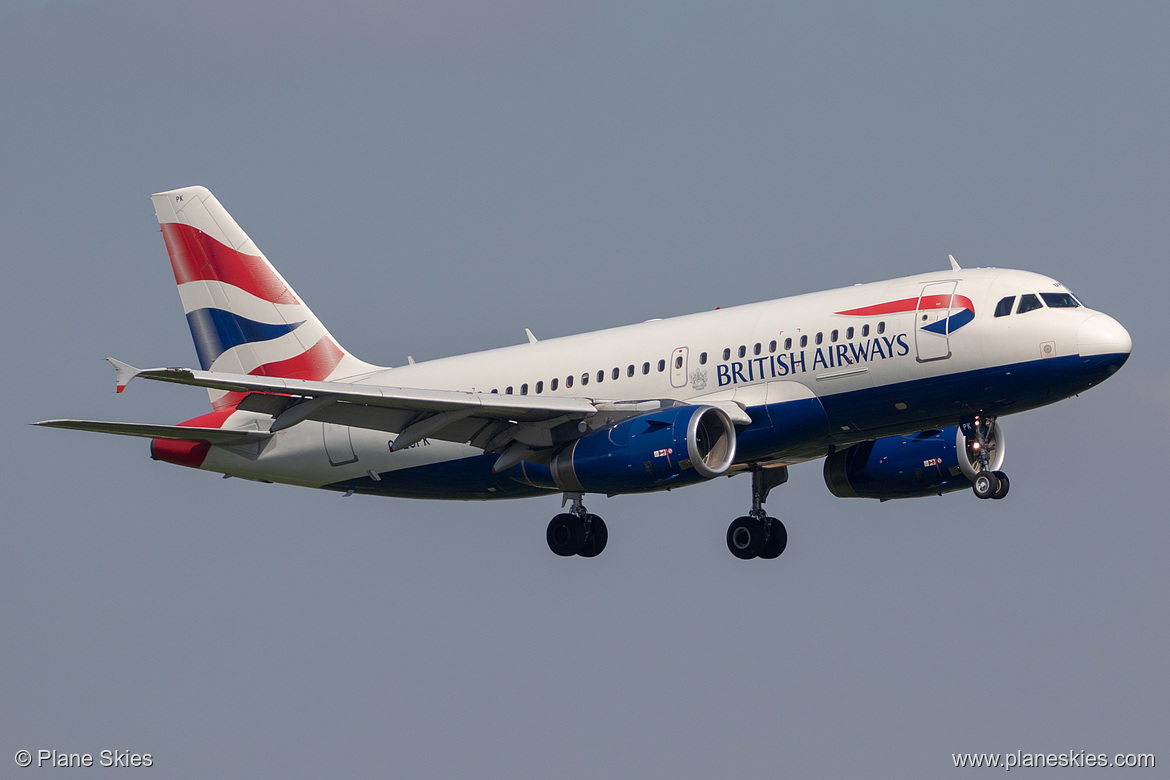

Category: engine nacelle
[823, 421, 1005, 500]
[532, 405, 737, 494]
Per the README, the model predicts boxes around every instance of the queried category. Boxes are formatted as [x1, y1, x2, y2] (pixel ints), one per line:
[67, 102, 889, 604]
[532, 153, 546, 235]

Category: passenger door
[915, 282, 956, 362]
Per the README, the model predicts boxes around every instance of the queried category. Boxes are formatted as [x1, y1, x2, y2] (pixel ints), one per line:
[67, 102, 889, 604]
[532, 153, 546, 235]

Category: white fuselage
[197, 266, 1130, 498]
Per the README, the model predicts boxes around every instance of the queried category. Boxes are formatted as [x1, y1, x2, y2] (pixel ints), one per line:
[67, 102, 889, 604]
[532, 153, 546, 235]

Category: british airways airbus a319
[37, 186, 1132, 560]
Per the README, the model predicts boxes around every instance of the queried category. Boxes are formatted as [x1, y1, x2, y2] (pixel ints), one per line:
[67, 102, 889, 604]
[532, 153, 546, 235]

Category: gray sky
[3, 2, 1167, 777]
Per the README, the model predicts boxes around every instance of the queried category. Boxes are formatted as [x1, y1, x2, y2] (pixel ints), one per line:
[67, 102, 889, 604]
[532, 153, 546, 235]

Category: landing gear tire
[727, 516, 766, 559]
[991, 471, 1010, 500]
[972, 470, 1001, 500]
[757, 518, 788, 559]
[577, 514, 608, 558]
[547, 513, 586, 556]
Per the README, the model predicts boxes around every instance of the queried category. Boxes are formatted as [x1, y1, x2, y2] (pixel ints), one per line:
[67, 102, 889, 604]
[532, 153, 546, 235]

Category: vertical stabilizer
[151, 186, 377, 409]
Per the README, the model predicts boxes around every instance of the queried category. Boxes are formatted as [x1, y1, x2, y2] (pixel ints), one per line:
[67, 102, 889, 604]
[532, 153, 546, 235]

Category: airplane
[36, 186, 1132, 560]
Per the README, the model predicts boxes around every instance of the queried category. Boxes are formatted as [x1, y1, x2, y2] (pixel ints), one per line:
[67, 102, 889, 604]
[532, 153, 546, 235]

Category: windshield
[1040, 291, 1081, 309]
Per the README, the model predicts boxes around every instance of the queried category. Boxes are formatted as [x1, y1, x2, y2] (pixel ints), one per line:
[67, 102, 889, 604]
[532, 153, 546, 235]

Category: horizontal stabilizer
[33, 419, 272, 444]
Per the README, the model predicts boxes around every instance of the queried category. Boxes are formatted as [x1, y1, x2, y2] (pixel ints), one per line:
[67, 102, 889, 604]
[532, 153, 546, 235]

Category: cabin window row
[486, 320, 889, 395]
[704, 322, 886, 364]
[491, 359, 668, 395]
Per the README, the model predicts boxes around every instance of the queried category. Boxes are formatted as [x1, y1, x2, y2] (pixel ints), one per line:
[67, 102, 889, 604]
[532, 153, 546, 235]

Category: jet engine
[823, 421, 1005, 500]
[517, 405, 737, 494]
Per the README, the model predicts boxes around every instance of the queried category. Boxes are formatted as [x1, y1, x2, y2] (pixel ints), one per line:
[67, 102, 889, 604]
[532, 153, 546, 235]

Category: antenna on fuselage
[948, 254, 962, 271]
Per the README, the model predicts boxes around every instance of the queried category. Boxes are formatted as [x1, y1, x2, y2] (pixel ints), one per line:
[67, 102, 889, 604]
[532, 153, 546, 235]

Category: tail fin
[151, 186, 377, 409]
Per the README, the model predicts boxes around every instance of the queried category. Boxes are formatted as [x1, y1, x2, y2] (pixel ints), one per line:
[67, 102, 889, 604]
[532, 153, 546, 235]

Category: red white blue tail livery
[151, 187, 373, 408]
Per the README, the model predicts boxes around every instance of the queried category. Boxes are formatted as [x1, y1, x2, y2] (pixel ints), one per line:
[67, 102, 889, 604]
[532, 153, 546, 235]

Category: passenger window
[642, 362, 650, 375]
[551, 378, 558, 391]
[536, 381, 543, 394]
[846, 327, 854, 340]
[738, 345, 746, 358]
[994, 296, 1015, 317]
[596, 370, 603, 383]
[674, 355, 683, 369]
[506, 386, 513, 395]
[520, 383, 528, 395]
[753, 343, 761, 355]
[627, 365, 635, 377]
[768, 340, 776, 353]
[877, 322, 885, 335]
[491, 389, 498, 394]
[800, 335, 807, 348]
[612, 367, 620, 380]
[1017, 294, 1043, 314]
[581, 373, 589, 386]
[566, 375, 573, 389]
[657, 359, 666, 372]
[1040, 292, 1080, 309]
[862, 324, 870, 337]
[830, 329, 838, 343]
[699, 352, 707, 365]
[815, 332, 823, 345]
[784, 337, 792, 350]
[722, 348, 730, 361]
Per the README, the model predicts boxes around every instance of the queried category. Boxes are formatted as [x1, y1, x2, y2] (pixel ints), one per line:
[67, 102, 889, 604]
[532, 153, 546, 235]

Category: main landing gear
[546, 493, 608, 557]
[967, 415, 1010, 501]
[727, 466, 789, 561]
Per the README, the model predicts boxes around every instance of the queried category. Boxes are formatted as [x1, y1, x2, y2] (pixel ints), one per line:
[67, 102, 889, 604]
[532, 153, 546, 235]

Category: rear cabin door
[915, 282, 957, 362]
[323, 423, 358, 466]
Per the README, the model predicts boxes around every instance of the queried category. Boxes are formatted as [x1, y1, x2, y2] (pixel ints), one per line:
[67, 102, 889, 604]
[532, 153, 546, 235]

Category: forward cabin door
[915, 281, 957, 362]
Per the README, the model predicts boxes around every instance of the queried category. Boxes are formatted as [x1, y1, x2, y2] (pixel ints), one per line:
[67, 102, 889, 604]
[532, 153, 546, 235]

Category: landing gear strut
[547, 492, 608, 557]
[727, 466, 788, 560]
[966, 415, 1010, 501]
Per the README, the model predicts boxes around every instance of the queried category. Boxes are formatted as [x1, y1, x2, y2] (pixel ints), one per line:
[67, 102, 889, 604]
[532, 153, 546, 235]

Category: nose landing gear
[727, 466, 789, 560]
[966, 416, 1010, 500]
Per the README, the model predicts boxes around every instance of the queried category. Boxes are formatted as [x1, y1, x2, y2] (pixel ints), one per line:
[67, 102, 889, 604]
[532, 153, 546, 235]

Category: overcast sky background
[3, 2, 1167, 777]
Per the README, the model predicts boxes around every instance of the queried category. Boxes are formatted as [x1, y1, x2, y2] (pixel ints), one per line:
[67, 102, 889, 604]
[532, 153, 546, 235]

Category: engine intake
[823, 421, 1004, 500]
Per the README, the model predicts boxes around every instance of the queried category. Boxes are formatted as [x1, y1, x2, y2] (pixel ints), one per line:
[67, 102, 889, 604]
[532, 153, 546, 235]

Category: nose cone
[1078, 313, 1132, 358]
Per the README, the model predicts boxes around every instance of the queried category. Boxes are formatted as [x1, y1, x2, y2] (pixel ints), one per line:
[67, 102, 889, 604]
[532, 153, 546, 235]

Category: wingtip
[106, 357, 141, 393]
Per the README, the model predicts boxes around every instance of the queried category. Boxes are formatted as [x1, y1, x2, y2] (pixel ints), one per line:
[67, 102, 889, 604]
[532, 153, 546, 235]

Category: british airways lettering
[717, 333, 910, 387]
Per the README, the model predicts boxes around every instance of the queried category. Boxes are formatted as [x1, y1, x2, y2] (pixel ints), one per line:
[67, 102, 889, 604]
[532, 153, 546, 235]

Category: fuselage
[191, 266, 1130, 499]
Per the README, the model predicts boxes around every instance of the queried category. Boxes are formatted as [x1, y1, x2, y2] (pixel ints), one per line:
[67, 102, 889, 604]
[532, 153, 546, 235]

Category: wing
[107, 360, 679, 472]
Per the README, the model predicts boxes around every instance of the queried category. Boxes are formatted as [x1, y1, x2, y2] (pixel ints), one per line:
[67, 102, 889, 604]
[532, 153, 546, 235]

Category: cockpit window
[994, 296, 1015, 317]
[1040, 292, 1080, 309]
[1017, 293, 1043, 314]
